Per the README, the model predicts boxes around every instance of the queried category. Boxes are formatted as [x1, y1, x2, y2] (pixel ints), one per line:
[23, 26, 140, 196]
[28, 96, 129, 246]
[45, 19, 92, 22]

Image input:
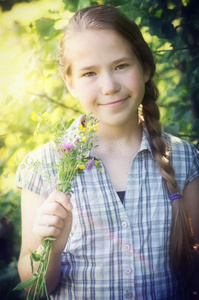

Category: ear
[143, 63, 151, 83]
[62, 75, 78, 98]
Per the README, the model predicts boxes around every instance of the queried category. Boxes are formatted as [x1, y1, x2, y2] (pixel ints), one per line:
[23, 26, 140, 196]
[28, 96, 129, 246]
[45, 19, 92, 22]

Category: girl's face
[64, 29, 150, 128]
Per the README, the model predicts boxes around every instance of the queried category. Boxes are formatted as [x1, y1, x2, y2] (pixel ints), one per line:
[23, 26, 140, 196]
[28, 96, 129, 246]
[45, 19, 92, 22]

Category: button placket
[122, 221, 128, 228]
[123, 244, 130, 252]
[120, 215, 134, 299]
[124, 267, 132, 275]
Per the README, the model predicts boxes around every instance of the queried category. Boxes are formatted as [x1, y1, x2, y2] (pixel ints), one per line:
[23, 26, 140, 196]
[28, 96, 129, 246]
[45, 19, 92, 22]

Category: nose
[100, 72, 120, 95]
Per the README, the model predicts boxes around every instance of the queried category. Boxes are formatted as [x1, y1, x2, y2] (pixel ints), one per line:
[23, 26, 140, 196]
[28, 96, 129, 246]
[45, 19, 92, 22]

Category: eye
[83, 71, 96, 77]
[115, 64, 128, 70]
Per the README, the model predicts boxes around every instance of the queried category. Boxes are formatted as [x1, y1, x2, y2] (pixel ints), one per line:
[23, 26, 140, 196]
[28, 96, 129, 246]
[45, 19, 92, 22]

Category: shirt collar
[138, 121, 155, 160]
[64, 114, 87, 141]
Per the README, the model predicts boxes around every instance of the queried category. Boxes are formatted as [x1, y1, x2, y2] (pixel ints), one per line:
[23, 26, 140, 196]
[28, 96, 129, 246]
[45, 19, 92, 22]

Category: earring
[138, 104, 143, 117]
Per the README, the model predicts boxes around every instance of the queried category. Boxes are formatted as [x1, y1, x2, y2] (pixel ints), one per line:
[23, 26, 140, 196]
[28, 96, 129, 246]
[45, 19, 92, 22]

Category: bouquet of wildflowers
[14, 112, 101, 299]
[55, 115, 101, 193]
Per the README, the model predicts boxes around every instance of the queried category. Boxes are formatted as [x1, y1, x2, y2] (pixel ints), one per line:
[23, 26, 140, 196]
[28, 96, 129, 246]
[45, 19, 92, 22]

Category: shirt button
[122, 221, 128, 228]
[124, 244, 130, 251]
[125, 290, 132, 298]
[124, 267, 132, 275]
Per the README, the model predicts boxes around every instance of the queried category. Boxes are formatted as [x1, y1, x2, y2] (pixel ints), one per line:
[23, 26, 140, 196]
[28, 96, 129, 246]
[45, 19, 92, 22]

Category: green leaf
[31, 252, 41, 262]
[162, 22, 176, 40]
[164, 123, 180, 135]
[35, 18, 57, 38]
[13, 276, 37, 291]
[150, 20, 163, 37]
[62, 0, 80, 12]
[67, 118, 75, 129]
[106, 0, 129, 6]
[183, 110, 192, 125]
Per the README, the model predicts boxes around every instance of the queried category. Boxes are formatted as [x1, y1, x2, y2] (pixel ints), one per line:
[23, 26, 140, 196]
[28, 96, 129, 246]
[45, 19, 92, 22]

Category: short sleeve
[185, 144, 199, 187]
[16, 142, 58, 198]
[163, 133, 199, 193]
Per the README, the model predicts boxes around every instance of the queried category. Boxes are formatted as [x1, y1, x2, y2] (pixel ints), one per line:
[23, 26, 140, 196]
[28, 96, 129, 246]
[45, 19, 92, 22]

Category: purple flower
[61, 140, 74, 152]
[87, 157, 95, 171]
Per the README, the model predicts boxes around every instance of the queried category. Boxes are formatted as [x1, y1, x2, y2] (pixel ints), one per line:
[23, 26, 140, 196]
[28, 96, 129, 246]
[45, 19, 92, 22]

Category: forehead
[68, 29, 135, 71]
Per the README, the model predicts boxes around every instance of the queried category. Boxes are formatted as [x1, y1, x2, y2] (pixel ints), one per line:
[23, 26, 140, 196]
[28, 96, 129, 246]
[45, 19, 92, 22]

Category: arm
[183, 176, 199, 297]
[183, 176, 199, 244]
[18, 188, 73, 294]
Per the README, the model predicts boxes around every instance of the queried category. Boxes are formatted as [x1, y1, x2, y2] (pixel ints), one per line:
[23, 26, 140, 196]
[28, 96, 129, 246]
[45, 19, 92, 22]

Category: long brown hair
[59, 5, 196, 278]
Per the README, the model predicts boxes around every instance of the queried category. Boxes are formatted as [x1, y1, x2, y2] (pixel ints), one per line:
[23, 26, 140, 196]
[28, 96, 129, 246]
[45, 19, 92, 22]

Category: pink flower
[61, 140, 74, 152]
[87, 157, 95, 171]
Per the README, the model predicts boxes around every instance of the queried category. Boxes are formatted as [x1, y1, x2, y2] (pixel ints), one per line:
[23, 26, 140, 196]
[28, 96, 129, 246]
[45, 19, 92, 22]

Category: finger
[33, 222, 62, 240]
[47, 190, 73, 211]
[39, 202, 69, 220]
[35, 214, 65, 230]
[33, 211, 72, 241]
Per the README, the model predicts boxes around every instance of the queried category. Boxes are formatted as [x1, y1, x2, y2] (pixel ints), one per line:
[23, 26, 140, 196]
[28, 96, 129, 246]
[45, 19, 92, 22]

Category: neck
[94, 116, 143, 151]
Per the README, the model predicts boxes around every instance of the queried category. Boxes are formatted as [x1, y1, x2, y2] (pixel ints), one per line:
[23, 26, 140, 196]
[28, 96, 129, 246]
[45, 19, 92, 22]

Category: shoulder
[162, 132, 199, 191]
[15, 140, 57, 198]
[15, 141, 58, 186]
[20, 141, 56, 168]
[162, 132, 199, 161]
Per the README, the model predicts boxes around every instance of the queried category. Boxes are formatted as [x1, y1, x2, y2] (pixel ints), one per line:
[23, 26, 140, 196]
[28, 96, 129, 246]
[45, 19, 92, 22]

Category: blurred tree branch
[25, 91, 82, 114]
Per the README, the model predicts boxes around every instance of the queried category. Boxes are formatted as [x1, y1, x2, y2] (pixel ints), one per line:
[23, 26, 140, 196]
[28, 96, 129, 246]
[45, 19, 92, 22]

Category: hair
[59, 5, 196, 280]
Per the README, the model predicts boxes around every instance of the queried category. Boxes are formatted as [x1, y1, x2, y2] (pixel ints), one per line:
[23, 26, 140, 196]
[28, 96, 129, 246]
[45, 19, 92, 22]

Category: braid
[142, 79, 195, 279]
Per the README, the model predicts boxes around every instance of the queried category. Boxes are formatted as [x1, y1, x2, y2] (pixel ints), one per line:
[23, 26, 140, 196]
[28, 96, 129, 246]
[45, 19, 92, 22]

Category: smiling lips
[100, 97, 128, 108]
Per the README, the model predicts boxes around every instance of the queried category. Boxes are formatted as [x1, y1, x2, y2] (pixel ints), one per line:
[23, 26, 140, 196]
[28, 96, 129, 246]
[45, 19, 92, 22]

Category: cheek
[77, 81, 97, 99]
[125, 72, 145, 91]
[76, 84, 97, 110]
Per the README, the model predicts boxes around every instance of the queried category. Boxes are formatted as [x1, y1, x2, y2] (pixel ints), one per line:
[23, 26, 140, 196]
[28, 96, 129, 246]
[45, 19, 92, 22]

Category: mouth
[100, 97, 128, 108]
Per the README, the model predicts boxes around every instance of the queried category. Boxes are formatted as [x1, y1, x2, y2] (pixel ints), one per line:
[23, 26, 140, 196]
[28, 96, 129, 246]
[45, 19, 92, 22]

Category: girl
[16, 5, 199, 299]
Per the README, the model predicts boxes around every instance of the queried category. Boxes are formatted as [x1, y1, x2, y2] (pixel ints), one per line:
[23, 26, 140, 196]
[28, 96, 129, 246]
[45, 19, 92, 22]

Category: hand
[33, 190, 73, 254]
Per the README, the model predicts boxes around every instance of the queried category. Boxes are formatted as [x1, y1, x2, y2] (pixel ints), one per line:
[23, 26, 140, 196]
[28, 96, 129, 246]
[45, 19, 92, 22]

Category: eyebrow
[78, 65, 97, 72]
[78, 57, 133, 72]
[113, 57, 133, 65]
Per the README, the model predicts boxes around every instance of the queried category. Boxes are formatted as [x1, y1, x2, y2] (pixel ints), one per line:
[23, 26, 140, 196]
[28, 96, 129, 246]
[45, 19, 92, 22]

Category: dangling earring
[138, 104, 143, 117]
[138, 104, 144, 122]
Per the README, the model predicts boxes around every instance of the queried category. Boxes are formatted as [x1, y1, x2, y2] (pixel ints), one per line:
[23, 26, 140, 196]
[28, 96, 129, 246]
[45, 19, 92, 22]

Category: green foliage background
[0, 0, 198, 298]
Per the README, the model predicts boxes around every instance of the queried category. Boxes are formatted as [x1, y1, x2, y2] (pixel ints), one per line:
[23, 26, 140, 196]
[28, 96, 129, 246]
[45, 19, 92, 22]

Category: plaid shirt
[16, 115, 199, 300]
